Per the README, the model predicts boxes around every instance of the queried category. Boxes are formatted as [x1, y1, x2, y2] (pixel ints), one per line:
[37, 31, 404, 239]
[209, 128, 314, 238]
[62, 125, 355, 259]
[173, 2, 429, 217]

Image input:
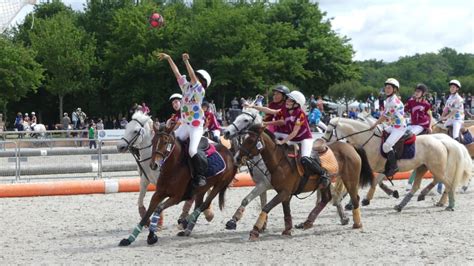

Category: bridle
[321, 118, 382, 148]
[229, 111, 257, 135]
[152, 129, 176, 166]
[238, 130, 265, 160]
[121, 118, 153, 181]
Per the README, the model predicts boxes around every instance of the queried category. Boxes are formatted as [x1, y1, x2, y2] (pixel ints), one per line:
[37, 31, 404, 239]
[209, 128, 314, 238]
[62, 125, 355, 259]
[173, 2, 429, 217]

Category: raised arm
[155, 52, 182, 80]
[182, 53, 198, 85]
[243, 103, 280, 115]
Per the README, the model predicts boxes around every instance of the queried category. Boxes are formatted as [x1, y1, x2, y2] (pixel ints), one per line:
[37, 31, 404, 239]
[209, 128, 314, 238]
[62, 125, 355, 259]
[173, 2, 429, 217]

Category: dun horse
[119, 123, 236, 246]
[236, 124, 373, 240]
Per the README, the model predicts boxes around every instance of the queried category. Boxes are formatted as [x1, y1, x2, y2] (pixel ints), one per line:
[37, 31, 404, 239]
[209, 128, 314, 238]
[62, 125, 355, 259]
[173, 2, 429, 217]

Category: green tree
[327, 80, 364, 111]
[0, 37, 43, 122]
[29, 12, 97, 121]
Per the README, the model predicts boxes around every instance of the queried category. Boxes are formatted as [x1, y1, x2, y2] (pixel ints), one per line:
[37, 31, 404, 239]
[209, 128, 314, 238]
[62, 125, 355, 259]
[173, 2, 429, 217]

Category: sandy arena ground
[1, 179, 473, 264]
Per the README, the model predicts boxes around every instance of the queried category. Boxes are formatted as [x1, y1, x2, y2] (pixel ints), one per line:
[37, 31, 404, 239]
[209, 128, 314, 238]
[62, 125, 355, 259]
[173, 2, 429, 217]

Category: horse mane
[247, 124, 276, 141]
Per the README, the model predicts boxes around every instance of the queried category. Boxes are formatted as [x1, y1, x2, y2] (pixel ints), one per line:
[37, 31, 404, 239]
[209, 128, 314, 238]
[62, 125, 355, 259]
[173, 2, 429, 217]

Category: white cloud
[318, 0, 474, 61]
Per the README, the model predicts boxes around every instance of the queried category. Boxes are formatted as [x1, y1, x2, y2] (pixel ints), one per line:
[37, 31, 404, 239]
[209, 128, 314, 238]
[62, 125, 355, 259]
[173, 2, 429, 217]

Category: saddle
[286, 141, 338, 180]
[381, 131, 416, 159]
[447, 126, 473, 145]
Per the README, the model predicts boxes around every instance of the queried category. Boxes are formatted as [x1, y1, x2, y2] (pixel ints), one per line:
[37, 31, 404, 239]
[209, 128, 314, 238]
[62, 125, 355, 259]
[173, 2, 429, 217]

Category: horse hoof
[392, 190, 400, 199]
[341, 217, 350, 226]
[225, 219, 237, 230]
[303, 223, 313, 230]
[177, 230, 191, 237]
[204, 210, 214, 222]
[177, 218, 188, 230]
[282, 230, 292, 236]
[147, 233, 158, 245]
[435, 202, 445, 207]
[259, 221, 267, 233]
[352, 223, 363, 229]
[249, 229, 259, 241]
[294, 223, 304, 229]
[417, 195, 425, 201]
[445, 206, 454, 211]
[361, 199, 370, 206]
[394, 205, 402, 212]
[345, 202, 354, 211]
[119, 239, 131, 246]
[461, 185, 468, 192]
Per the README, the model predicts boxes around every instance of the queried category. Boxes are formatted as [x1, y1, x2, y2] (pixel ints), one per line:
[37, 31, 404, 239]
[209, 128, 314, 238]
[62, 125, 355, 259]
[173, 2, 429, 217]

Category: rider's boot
[300, 156, 331, 189]
[384, 150, 399, 177]
[191, 152, 208, 187]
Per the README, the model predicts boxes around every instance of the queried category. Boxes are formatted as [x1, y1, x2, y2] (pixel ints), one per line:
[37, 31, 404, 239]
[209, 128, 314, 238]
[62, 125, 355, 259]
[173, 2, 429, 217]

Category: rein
[322, 120, 382, 148]
[122, 118, 154, 182]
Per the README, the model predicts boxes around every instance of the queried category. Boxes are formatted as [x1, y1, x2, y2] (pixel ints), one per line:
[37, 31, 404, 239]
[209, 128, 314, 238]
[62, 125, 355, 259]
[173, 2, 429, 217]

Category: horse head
[150, 122, 176, 170]
[223, 106, 262, 139]
[117, 111, 152, 153]
[235, 124, 267, 165]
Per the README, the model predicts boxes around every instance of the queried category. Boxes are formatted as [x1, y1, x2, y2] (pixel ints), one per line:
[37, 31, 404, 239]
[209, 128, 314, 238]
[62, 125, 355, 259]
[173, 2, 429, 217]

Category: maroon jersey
[169, 110, 181, 123]
[204, 111, 221, 131]
[263, 101, 285, 122]
[276, 107, 312, 141]
[404, 97, 431, 128]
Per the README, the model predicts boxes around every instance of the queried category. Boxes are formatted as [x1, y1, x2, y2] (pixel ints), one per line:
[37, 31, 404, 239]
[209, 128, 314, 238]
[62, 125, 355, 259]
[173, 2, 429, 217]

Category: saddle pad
[380, 144, 416, 160]
[205, 151, 226, 177]
[463, 131, 473, 145]
[319, 148, 339, 175]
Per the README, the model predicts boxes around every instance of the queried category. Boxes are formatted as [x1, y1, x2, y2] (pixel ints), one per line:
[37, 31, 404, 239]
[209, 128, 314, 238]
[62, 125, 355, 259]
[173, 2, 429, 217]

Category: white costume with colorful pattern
[175, 75, 205, 157]
[382, 94, 407, 153]
[444, 93, 464, 139]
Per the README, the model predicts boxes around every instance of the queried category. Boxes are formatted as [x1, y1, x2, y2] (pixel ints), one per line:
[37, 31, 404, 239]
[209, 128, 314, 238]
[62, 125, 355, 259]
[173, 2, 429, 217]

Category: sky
[8, 0, 474, 62]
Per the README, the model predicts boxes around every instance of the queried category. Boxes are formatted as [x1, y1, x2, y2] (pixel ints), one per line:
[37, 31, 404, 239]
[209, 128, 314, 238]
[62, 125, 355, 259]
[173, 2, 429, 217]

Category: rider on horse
[369, 78, 407, 177]
[202, 101, 221, 143]
[158, 52, 211, 187]
[441, 79, 464, 142]
[264, 85, 290, 133]
[166, 93, 182, 130]
[405, 83, 433, 135]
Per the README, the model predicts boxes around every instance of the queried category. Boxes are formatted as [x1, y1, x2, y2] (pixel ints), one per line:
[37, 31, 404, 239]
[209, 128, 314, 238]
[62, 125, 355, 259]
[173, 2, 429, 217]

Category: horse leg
[119, 190, 166, 246]
[250, 191, 290, 241]
[378, 181, 399, 199]
[331, 179, 350, 225]
[259, 190, 269, 232]
[281, 200, 292, 236]
[417, 180, 437, 201]
[363, 173, 385, 206]
[146, 197, 179, 245]
[178, 185, 222, 237]
[225, 182, 270, 230]
[295, 186, 332, 230]
[138, 178, 149, 219]
[203, 190, 215, 222]
[436, 190, 448, 207]
[395, 166, 427, 212]
[445, 190, 455, 211]
[178, 198, 194, 229]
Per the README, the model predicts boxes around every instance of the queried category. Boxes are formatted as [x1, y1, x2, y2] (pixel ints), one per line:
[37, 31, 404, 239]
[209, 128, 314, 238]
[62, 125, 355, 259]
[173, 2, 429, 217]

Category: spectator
[120, 117, 128, 129]
[88, 122, 97, 149]
[30, 112, 37, 126]
[367, 93, 375, 110]
[216, 108, 223, 126]
[348, 108, 358, 119]
[378, 92, 385, 111]
[231, 97, 239, 109]
[113, 118, 121, 129]
[23, 113, 30, 124]
[62, 112, 71, 137]
[466, 93, 472, 111]
[154, 117, 160, 129]
[209, 100, 217, 114]
[76, 108, 87, 129]
[96, 118, 104, 130]
[72, 110, 79, 129]
[316, 96, 324, 113]
[14, 112, 24, 131]
[141, 102, 150, 114]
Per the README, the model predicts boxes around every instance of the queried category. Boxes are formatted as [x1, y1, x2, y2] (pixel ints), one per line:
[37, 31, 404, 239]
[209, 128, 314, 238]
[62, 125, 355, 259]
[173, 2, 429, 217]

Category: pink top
[404, 98, 431, 128]
[276, 107, 312, 141]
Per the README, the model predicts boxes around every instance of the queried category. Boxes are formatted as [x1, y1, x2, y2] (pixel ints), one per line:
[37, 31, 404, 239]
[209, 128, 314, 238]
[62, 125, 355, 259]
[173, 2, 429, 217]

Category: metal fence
[0, 130, 137, 183]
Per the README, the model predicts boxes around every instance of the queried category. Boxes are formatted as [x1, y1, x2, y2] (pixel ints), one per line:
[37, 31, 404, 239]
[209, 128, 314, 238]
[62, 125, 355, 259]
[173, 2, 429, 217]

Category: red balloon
[149, 13, 164, 28]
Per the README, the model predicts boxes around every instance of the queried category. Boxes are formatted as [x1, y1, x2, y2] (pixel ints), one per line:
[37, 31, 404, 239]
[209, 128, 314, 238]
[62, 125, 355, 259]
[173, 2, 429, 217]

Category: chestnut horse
[119, 124, 236, 246]
[236, 124, 373, 240]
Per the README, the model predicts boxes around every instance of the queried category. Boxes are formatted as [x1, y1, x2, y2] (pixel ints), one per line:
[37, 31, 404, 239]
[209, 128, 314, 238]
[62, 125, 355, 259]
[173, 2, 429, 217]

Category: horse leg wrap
[127, 224, 144, 243]
[149, 211, 162, 233]
[187, 209, 201, 224]
[254, 212, 268, 230]
[233, 206, 245, 221]
[398, 192, 414, 209]
[352, 208, 362, 228]
[284, 216, 292, 231]
[448, 191, 455, 209]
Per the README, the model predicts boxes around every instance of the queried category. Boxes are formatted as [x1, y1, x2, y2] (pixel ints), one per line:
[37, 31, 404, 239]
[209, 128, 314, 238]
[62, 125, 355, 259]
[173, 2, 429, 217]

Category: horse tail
[218, 186, 227, 211]
[353, 145, 373, 188]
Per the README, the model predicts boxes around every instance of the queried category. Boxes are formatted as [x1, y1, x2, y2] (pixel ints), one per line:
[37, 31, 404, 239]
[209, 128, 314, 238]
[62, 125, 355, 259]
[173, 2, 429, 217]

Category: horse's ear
[153, 122, 160, 133]
[258, 124, 266, 133]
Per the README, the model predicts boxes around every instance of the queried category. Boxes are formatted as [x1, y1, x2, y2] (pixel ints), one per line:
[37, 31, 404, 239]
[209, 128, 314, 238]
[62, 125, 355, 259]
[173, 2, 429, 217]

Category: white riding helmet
[196, 69, 211, 88]
[286, 91, 306, 107]
[449, 79, 461, 89]
[31, 112, 36, 115]
[384, 78, 399, 89]
[169, 93, 183, 101]
[25, 113, 29, 116]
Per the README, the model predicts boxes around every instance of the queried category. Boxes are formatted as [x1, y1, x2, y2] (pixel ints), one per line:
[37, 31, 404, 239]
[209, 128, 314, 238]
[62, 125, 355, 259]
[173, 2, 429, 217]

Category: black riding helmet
[415, 83, 428, 94]
[272, 85, 290, 97]
[201, 101, 210, 108]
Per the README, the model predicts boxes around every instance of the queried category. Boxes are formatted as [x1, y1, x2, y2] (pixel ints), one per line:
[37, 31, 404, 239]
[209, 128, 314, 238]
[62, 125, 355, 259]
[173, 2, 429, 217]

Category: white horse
[323, 117, 471, 211]
[23, 122, 47, 138]
[116, 112, 160, 218]
[222, 105, 352, 229]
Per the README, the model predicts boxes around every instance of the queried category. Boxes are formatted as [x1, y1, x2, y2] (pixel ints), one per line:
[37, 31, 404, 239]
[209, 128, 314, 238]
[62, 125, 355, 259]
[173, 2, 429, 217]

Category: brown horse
[119, 124, 236, 246]
[236, 124, 373, 240]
